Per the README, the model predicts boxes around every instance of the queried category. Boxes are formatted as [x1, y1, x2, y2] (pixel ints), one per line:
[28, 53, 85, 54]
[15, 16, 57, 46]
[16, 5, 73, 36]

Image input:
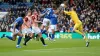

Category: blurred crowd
[0, 0, 100, 32]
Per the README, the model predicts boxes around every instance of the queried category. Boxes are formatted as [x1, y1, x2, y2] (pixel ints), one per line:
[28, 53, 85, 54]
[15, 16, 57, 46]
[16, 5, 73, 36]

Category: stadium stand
[0, 0, 99, 32]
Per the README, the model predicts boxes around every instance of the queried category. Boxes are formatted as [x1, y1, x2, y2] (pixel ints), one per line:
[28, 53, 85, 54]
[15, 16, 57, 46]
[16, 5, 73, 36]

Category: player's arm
[13, 22, 17, 33]
[34, 18, 42, 23]
[39, 10, 49, 18]
[64, 11, 71, 15]
[70, 19, 74, 25]
[23, 17, 30, 28]
[55, 2, 67, 14]
[32, 15, 42, 23]
[39, 12, 46, 18]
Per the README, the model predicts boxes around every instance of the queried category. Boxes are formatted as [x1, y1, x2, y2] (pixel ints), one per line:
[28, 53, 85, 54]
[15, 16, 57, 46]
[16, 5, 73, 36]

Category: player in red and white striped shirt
[23, 9, 47, 46]
[22, 10, 34, 46]
[32, 9, 47, 46]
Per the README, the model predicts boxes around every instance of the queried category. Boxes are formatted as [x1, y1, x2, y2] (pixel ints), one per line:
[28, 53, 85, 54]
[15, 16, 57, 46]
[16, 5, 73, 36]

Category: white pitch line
[23, 48, 70, 51]
[23, 48, 96, 54]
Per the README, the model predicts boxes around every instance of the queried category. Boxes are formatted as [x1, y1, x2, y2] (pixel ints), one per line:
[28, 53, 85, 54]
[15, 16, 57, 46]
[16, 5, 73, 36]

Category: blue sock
[41, 29, 43, 32]
[51, 34, 55, 39]
[41, 29, 46, 34]
[6, 36, 13, 40]
[41, 29, 43, 33]
[17, 36, 22, 45]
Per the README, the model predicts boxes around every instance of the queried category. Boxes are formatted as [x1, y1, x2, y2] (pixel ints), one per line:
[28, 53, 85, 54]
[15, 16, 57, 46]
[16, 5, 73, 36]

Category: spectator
[97, 24, 100, 32]
[69, 25, 73, 32]
[0, 0, 99, 32]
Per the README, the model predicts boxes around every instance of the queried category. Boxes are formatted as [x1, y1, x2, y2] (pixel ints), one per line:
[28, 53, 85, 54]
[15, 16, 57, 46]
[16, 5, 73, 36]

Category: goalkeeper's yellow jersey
[64, 10, 81, 24]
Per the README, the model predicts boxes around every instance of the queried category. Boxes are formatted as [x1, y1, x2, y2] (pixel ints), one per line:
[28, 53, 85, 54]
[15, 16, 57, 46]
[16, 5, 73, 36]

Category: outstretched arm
[39, 10, 49, 18]
[64, 11, 71, 15]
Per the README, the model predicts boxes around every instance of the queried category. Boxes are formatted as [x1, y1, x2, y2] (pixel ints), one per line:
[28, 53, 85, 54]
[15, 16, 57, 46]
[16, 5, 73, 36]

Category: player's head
[32, 9, 38, 16]
[52, 4, 57, 10]
[21, 13, 25, 18]
[70, 7, 74, 11]
[41, 6, 46, 11]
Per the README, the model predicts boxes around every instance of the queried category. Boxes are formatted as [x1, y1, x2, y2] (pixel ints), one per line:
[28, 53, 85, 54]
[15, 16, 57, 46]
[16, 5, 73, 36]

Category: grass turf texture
[0, 38, 100, 56]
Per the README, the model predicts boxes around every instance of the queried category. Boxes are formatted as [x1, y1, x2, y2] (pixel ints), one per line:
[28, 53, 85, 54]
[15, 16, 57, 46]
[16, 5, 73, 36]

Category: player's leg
[48, 27, 52, 40]
[36, 28, 47, 46]
[78, 24, 87, 40]
[2, 28, 23, 48]
[22, 29, 27, 42]
[41, 18, 49, 37]
[35, 34, 39, 41]
[41, 18, 47, 33]
[51, 29, 55, 40]
[79, 24, 90, 47]
[74, 23, 90, 47]
[22, 29, 28, 45]
[44, 26, 49, 37]
[1, 34, 17, 40]
[45, 19, 51, 37]
[23, 28, 34, 46]
[75, 23, 88, 41]
[1, 28, 18, 41]
[24, 33, 33, 46]
[41, 26, 48, 36]
[73, 23, 83, 35]
[50, 25, 55, 40]
[38, 33, 47, 46]
[23, 33, 29, 45]
[16, 32, 23, 48]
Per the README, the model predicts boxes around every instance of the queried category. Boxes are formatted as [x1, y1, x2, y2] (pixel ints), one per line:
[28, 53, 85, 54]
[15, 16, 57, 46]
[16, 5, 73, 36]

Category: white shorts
[43, 18, 50, 26]
[32, 27, 41, 34]
[48, 25, 57, 33]
[22, 28, 34, 34]
[10, 28, 20, 34]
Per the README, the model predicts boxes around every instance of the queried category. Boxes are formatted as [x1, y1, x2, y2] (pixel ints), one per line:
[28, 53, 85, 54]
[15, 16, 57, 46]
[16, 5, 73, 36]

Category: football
[60, 3, 65, 7]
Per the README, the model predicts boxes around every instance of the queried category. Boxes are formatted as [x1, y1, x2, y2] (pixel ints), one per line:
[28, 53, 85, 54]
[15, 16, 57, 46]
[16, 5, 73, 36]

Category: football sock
[40, 37, 45, 45]
[17, 36, 22, 45]
[83, 36, 89, 42]
[6, 36, 13, 40]
[24, 36, 31, 44]
[51, 34, 55, 39]
[24, 35, 28, 41]
[41, 29, 46, 34]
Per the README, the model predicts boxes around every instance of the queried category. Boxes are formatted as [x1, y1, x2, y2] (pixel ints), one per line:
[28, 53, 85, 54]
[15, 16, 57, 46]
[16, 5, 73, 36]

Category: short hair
[21, 13, 25, 17]
[52, 4, 57, 10]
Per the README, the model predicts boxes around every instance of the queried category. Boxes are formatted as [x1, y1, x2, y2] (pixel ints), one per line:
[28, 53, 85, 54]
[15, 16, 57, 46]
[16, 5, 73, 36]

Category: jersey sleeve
[64, 11, 71, 15]
[14, 18, 20, 25]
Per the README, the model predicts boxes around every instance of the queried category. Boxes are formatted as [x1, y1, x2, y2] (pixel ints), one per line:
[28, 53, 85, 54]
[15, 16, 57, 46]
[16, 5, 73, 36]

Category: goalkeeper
[63, 6, 90, 47]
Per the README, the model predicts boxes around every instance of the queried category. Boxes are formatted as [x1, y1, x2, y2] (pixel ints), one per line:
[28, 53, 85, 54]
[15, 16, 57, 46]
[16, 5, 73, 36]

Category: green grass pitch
[0, 38, 100, 56]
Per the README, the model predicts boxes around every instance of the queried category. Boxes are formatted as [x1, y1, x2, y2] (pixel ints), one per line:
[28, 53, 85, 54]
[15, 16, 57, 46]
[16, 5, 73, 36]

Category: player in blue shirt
[50, 14, 58, 25]
[41, 7, 54, 38]
[48, 10, 58, 41]
[1, 13, 25, 48]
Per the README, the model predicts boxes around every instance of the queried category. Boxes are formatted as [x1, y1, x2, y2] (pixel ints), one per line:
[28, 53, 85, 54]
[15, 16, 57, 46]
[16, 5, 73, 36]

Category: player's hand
[38, 21, 43, 24]
[61, 10, 64, 14]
